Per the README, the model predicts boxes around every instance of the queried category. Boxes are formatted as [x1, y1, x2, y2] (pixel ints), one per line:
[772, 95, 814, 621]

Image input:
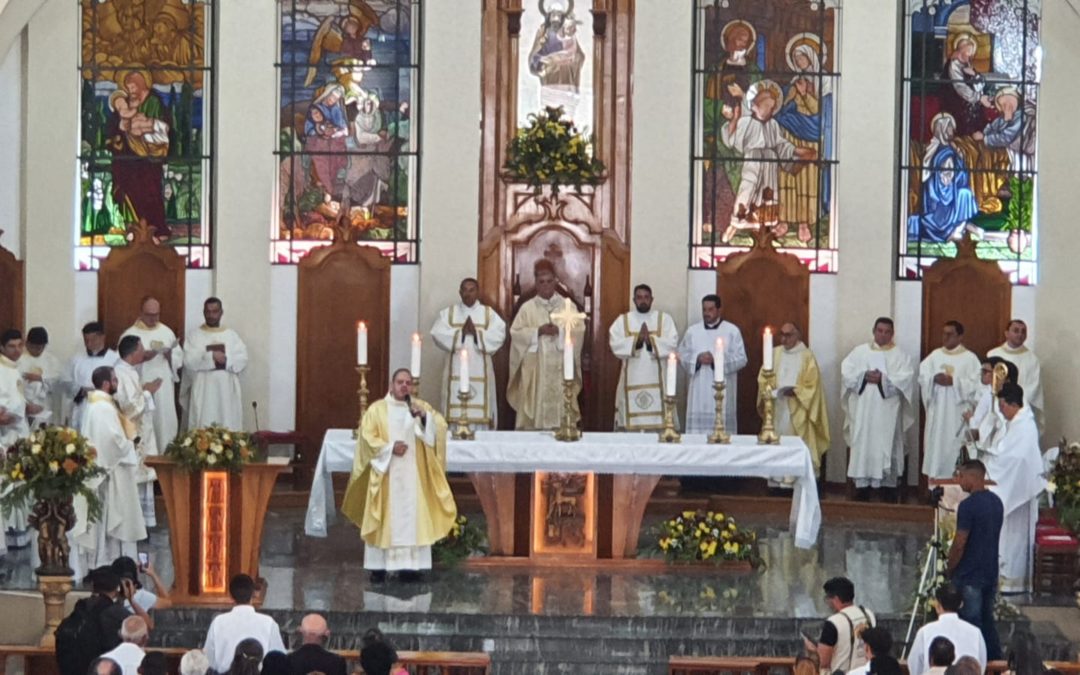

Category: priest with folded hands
[183, 297, 248, 430]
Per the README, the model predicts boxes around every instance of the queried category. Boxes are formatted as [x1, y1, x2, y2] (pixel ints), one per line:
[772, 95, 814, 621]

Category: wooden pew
[668, 656, 1080, 675]
[0, 645, 491, 675]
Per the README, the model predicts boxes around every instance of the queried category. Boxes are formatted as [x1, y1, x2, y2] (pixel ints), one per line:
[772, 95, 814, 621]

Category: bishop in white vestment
[430, 278, 506, 430]
[841, 318, 917, 490]
[73, 368, 147, 577]
[121, 297, 183, 449]
[678, 295, 746, 433]
[609, 285, 679, 430]
[68, 322, 119, 429]
[919, 322, 982, 479]
[17, 327, 64, 427]
[183, 298, 248, 430]
[986, 383, 1046, 594]
[966, 357, 1016, 460]
[988, 320, 1044, 436]
[114, 336, 160, 527]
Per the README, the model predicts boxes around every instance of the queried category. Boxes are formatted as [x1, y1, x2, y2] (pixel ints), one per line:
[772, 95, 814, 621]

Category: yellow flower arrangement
[652, 509, 762, 568]
[504, 106, 606, 197]
[1, 426, 105, 523]
[165, 425, 259, 472]
[433, 514, 488, 567]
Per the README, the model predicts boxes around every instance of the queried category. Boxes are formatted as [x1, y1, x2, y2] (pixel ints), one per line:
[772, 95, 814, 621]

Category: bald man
[287, 613, 347, 675]
[122, 297, 182, 450]
[100, 615, 149, 674]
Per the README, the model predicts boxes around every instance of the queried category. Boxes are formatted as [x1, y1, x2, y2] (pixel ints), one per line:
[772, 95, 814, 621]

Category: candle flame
[412, 332, 421, 342]
[764, 326, 772, 336]
[357, 321, 366, 330]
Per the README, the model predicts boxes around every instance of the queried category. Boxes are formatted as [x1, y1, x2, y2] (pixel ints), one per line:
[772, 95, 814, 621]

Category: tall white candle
[713, 337, 725, 383]
[458, 348, 470, 394]
[563, 333, 574, 381]
[762, 327, 774, 371]
[356, 321, 368, 366]
[665, 353, 678, 397]
[410, 333, 422, 378]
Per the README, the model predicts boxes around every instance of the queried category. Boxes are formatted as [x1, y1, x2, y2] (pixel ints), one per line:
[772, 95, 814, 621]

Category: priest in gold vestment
[507, 260, 586, 430]
[341, 369, 457, 581]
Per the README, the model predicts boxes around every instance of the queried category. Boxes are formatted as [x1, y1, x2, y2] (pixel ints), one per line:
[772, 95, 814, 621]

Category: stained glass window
[899, 0, 1040, 284]
[78, 0, 213, 270]
[691, 0, 841, 272]
[275, 0, 420, 264]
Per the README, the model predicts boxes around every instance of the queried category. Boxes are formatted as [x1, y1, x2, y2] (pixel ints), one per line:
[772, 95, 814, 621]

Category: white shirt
[906, 613, 987, 675]
[100, 642, 146, 675]
[202, 605, 286, 673]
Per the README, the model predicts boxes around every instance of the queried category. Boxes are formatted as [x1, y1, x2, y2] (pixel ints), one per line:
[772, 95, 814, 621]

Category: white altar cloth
[305, 429, 821, 548]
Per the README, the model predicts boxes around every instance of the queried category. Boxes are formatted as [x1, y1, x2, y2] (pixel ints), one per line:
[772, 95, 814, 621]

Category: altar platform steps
[149, 610, 1071, 675]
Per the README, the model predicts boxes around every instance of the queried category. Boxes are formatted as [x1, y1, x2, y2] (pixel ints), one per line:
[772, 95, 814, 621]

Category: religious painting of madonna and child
[78, 0, 212, 270]
[691, 0, 840, 272]
[516, 0, 594, 133]
[276, 0, 419, 264]
[899, 0, 1040, 285]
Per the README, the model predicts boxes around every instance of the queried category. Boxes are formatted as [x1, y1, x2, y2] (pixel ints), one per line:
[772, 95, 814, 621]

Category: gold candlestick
[707, 381, 731, 444]
[757, 368, 780, 445]
[451, 389, 476, 440]
[554, 379, 581, 442]
[658, 394, 681, 443]
[353, 365, 370, 439]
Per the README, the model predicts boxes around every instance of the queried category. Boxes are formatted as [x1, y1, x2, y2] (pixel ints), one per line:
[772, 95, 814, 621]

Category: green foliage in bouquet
[504, 106, 605, 197]
[433, 515, 488, 567]
[1050, 441, 1080, 533]
[165, 425, 260, 472]
[653, 510, 763, 568]
[0, 426, 105, 521]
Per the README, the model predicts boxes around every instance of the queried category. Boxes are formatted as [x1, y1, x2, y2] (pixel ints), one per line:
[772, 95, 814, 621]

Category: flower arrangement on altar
[0, 426, 104, 522]
[1049, 441, 1080, 533]
[503, 106, 605, 197]
[433, 515, 488, 567]
[165, 425, 259, 472]
[653, 510, 763, 568]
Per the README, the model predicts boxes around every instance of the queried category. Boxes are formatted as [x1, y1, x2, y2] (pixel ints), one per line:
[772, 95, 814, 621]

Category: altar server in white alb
[113, 336, 161, 527]
[919, 321, 982, 479]
[1, 330, 34, 549]
[842, 317, 917, 498]
[122, 296, 183, 449]
[17, 327, 64, 427]
[988, 320, 1044, 436]
[987, 382, 1046, 594]
[679, 294, 746, 433]
[68, 322, 119, 429]
[964, 357, 1016, 459]
[430, 278, 506, 430]
[609, 284, 679, 431]
[73, 366, 147, 576]
[184, 297, 248, 430]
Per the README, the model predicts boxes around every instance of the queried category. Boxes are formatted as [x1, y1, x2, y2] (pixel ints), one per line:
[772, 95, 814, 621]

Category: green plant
[1050, 442, 1080, 533]
[433, 515, 487, 567]
[652, 510, 763, 568]
[1006, 176, 1034, 233]
[1, 426, 105, 522]
[164, 425, 260, 472]
[503, 106, 605, 196]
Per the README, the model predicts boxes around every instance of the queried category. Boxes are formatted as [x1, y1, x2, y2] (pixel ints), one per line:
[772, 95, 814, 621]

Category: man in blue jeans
[946, 459, 1004, 660]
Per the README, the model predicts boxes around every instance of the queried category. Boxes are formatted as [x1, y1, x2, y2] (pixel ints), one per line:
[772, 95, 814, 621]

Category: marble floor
[0, 507, 941, 618]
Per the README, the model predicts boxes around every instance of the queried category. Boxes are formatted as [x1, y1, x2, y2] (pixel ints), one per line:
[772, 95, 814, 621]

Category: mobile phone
[138, 552, 149, 568]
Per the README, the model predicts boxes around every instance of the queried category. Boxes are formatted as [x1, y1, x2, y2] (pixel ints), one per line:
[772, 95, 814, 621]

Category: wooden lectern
[146, 458, 288, 605]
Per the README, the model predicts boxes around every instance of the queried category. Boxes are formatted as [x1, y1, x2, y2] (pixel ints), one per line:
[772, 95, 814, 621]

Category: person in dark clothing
[286, 613, 348, 675]
[862, 626, 901, 675]
[57, 568, 147, 675]
[359, 641, 398, 675]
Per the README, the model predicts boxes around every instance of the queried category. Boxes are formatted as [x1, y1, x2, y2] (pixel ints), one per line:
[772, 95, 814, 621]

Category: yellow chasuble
[757, 344, 830, 468]
[340, 396, 457, 549]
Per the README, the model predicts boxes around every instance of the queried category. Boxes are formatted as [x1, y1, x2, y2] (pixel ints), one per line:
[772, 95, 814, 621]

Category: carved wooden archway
[0, 233, 24, 332]
[716, 229, 811, 434]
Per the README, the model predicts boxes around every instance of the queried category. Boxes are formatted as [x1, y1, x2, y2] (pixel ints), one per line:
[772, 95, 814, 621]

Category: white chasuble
[987, 406, 1046, 593]
[506, 295, 585, 431]
[987, 344, 1044, 436]
[114, 360, 158, 527]
[183, 325, 248, 430]
[919, 346, 982, 479]
[678, 321, 746, 433]
[122, 320, 182, 449]
[17, 350, 63, 427]
[430, 303, 506, 429]
[841, 343, 917, 487]
[609, 310, 679, 430]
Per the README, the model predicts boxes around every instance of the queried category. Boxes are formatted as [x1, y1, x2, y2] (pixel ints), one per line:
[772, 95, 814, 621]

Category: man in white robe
[1, 329, 36, 549]
[73, 366, 147, 577]
[964, 357, 1016, 460]
[506, 261, 585, 430]
[17, 327, 64, 427]
[988, 320, 1044, 437]
[430, 278, 506, 430]
[68, 322, 120, 429]
[609, 284, 679, 430]
[114, 336, 161, 528]
[183, 297, 248, 430]
[678, 294, 746, 433]
[986, 382, 1046, 594]
[919, 321, 982, 479]
[121, 296, 183, 449]
[841, 317, 917, 499]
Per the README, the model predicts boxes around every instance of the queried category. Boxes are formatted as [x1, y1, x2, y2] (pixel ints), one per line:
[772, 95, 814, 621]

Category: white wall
[3, 0, 1079, 460]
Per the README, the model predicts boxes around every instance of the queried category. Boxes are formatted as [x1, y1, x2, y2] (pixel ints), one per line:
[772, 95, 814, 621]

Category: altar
[306, 430, 821, 557]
